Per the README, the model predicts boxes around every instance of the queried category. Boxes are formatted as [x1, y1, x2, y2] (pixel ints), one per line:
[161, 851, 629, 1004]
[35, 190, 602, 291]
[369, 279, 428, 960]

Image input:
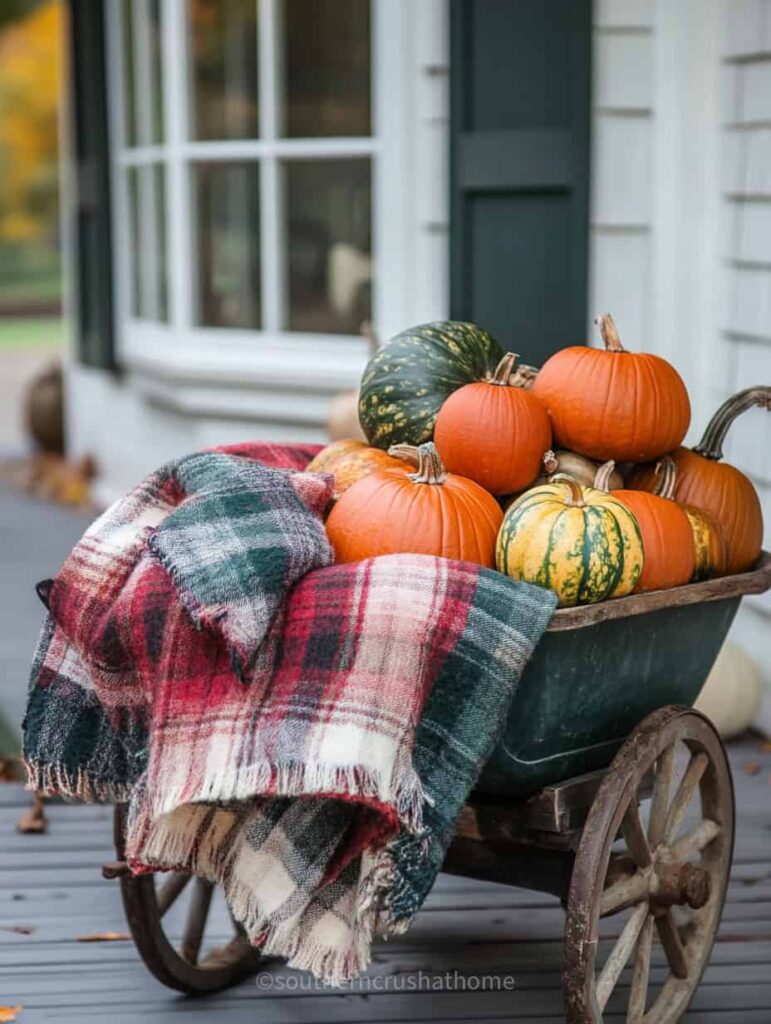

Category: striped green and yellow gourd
[496, 475, 644, 607]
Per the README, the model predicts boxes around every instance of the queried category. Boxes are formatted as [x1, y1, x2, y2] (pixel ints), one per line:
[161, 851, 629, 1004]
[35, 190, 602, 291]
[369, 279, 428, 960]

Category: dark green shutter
[450, 0, 591, 365]
[68, 0, 116, 370]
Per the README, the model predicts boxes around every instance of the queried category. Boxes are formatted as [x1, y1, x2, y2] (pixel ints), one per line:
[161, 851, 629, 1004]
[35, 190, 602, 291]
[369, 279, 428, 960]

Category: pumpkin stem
[551, 473, 586, 507]
[653, 455, 677, 500]
[489, 352, 520, 385]
[543, 450, 559, 475]
[594, 313, 626, 353]
[388, 441, 447, 485]
[510, 363, 539, 389]
[593, 460, 617, 492]
[692, 386, 771, 461]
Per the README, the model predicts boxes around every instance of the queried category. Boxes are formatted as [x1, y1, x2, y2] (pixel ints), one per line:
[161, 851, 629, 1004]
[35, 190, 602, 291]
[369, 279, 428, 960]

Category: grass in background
[0, 316, 62, 350]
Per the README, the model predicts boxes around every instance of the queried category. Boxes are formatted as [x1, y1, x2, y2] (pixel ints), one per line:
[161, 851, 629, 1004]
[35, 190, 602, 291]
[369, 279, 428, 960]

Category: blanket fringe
[151, 758, 430, 837]
[23, 759, 133, 804]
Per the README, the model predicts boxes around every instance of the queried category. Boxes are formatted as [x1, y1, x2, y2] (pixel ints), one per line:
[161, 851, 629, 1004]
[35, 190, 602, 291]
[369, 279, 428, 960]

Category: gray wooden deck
[0, 737, 770, 1024]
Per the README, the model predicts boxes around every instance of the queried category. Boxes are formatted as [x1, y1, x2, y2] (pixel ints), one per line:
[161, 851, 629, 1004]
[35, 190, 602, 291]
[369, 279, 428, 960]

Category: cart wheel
[113, 804, 264, 995]
[563, 705, 734, 1023]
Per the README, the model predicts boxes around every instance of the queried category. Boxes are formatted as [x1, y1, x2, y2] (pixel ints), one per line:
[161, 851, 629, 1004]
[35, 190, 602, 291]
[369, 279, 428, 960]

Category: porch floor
[0, 735, 770, 1024]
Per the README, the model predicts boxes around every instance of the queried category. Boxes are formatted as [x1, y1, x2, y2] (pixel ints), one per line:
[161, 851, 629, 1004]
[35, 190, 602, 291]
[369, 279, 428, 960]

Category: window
[109, 0, 381, 353]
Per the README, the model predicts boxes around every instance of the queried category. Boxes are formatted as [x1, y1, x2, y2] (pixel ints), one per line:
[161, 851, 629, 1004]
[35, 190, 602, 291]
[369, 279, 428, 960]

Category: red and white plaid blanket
[24, 442, 556, 981]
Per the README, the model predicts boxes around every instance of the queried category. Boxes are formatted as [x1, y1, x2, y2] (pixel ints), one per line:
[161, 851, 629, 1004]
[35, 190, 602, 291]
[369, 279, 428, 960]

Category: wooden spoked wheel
[563, 706, 734, 1023]
[113, 804, 263, 995]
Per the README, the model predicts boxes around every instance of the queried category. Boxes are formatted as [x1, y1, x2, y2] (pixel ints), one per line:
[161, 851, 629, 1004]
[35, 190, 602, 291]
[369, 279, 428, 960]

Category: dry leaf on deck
[16, 796, 47, 835]
[76, 931, 131, 942]
[0, 925, 34, 935]
[742, 762, 761, 776]
[0, 1007, 23, 1023]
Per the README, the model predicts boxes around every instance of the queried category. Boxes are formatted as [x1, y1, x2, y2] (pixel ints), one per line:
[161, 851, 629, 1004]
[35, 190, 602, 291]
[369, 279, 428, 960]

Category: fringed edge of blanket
[23, 759, 134, 804]
[150, 758, 432, 837]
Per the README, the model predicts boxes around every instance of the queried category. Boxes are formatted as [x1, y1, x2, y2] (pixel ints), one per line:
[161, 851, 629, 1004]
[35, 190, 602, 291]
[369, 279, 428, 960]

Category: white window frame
[104, 0, 444, 398]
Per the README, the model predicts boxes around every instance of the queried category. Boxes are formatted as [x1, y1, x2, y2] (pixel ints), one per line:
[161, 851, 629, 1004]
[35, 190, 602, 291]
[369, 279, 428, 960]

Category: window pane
[285, 160, 371, 333]
[189, 0, 259, 140]
[284, 0, 370, 138]
[121, 0, 164, 146]
[127, 164, 168, 321]
[193, 163, 261, 329]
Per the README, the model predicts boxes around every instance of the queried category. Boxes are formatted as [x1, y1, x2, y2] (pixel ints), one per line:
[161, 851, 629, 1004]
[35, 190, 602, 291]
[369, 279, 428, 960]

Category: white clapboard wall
[720, 0, 771, 697]
[589, 0, 771, 691]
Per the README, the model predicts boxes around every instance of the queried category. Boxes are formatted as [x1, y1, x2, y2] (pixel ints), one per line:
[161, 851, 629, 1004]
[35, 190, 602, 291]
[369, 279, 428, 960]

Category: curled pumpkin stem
[551, 473, 586, 507]
[489, 352, 520, 386]
[693, 386, 771, 461]
[594, 313, 626, 353]
[593, 460, 617, 492]
[389, 441, 447, 485]
[653, 455, 677, 501]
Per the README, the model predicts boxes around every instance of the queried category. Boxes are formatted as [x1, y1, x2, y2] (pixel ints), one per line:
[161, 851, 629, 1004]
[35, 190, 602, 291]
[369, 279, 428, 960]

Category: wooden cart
[105, 552, 771, 1023]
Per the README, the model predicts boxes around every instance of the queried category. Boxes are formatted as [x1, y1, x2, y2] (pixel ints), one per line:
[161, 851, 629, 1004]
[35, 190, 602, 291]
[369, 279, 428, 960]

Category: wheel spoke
[181, 878, 214, 965]
[622, 800, 652, 868]
[601, 866, 650, 918]
[596, 903, 649, 1011]
[655, 908, 688, 979]
[648, 744, 674, 848]
[664, 752, 708, 844]
[156, 872, 191, 918]
[669, 818, 721, 861]
[626, 912, 653, 1023]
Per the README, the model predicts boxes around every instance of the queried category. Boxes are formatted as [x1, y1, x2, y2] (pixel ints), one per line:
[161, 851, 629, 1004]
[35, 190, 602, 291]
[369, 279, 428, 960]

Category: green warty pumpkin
[358, 321, 504, 449]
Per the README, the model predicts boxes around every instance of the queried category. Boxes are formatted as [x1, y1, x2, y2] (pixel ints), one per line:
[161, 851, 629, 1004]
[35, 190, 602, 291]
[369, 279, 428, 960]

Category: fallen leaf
[0, 759, 18, 783]
[16, 796, 47, 835]
[760, 740, 771, 752]
[743, 762, 761, 776]
[0, 926, 34, 935]
[76, 931, 131, 943]
[0, 1007, 22, 1023]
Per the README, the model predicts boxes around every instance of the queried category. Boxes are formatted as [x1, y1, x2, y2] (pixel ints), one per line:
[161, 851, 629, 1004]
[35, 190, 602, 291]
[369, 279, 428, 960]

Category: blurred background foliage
[0, 0, 62, 332]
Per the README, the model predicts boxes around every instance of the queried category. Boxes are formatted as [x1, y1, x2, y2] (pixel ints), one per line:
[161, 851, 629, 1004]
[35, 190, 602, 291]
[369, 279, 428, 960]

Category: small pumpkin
[433, 353, 552, 495]
[496, 474, 644, 607]
[532, 314, 691, 462]
[536, 449, 624, 490]
[627, 387, 770, 575]
[645, 454, 727, 581]
[358, 321, 503, 449]
[326, 441, 503, 566]
[307, 439, 409, 498]
[595, 459, 695, 593]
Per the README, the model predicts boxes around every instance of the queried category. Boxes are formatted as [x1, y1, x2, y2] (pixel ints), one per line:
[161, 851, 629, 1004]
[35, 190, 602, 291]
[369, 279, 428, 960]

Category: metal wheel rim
[563, 705, 735, 1023]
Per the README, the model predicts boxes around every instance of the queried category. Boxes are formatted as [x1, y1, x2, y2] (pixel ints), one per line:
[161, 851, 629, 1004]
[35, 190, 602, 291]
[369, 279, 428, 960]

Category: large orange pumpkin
[628, 387, 770, 574]
[307, 438, 409, 498]
[325, 442, 502, 566]
[433, 352, 552, 495]
[595, 460, 695, 593]
[532, 314, 691, 462]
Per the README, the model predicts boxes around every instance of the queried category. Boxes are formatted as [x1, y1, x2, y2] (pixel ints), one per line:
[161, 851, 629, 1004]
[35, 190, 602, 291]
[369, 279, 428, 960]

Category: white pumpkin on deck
[695, 641, 762, 740]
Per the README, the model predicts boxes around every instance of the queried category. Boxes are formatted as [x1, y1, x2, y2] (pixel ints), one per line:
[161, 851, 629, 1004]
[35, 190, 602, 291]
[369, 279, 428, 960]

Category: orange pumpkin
[595, 460, 695, 593]
[647, 455, 727, 582]
[325, 442, 502, 566]
[627, 387, 770, 574]
[433, 352, 552, 495]
[307, 439, 409, 499]
[533, 314, 691, 462]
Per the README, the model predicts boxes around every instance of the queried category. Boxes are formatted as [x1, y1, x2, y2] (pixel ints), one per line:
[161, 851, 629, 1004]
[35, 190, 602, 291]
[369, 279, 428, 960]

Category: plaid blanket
[23, 442, 556, 982]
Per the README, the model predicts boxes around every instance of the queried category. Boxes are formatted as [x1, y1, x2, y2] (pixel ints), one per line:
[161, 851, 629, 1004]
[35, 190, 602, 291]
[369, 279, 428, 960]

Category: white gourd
[695, 641, 762, 740]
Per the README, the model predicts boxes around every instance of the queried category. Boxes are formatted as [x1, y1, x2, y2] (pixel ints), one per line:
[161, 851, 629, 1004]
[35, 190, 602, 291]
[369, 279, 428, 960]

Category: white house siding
[719, 0, 771, 693]
[590, 0, 770, 692]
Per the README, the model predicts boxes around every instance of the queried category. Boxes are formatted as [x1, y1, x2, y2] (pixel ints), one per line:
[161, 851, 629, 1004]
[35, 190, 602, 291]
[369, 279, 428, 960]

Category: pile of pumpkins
[309, 317, 771, 608]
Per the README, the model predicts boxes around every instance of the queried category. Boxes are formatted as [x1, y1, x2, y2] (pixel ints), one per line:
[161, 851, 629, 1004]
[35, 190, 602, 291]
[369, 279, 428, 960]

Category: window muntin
[114, 0, 374, 337]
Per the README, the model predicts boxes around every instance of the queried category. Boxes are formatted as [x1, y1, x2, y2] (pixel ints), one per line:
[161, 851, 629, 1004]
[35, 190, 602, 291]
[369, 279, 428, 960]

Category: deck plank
[0, 735, 768, 1022]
